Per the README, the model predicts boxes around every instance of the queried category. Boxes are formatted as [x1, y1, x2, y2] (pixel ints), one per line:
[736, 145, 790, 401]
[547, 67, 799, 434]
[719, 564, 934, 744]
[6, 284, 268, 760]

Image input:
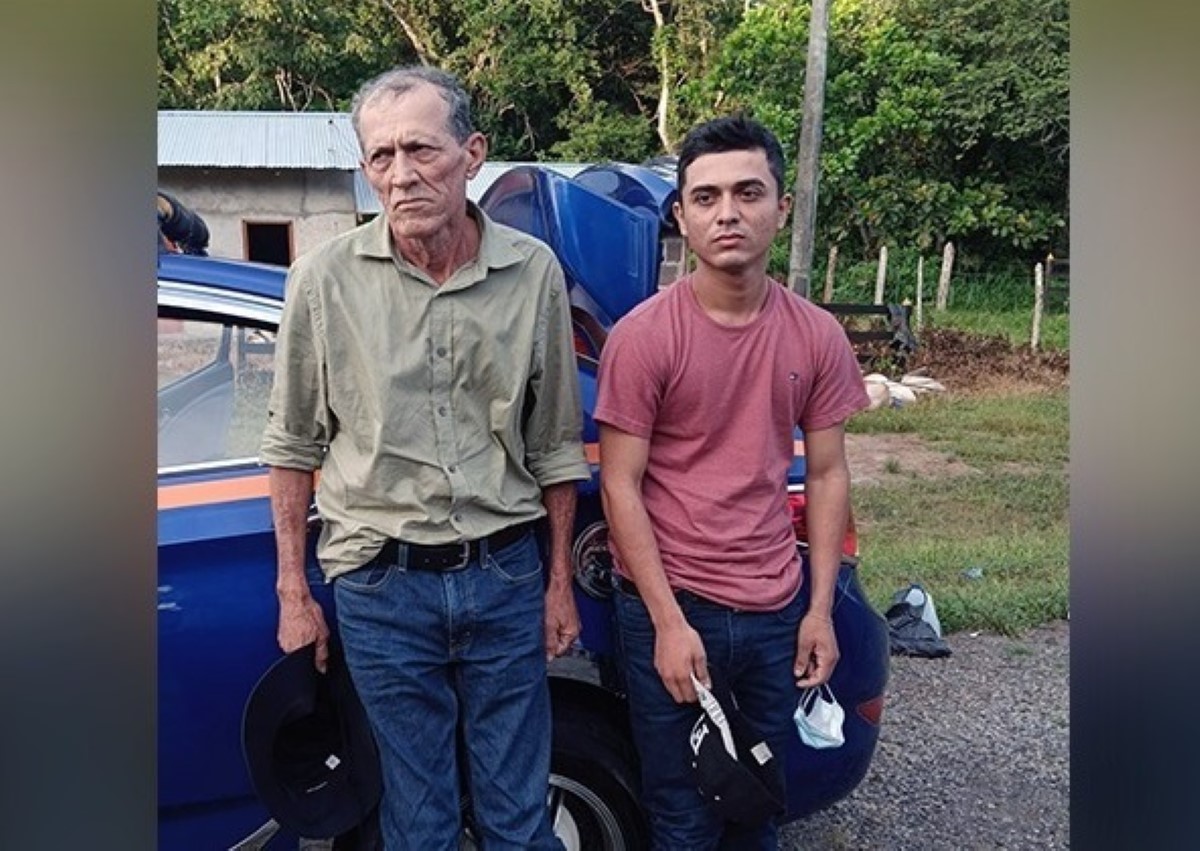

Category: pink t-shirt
[594, 276, 869, 610]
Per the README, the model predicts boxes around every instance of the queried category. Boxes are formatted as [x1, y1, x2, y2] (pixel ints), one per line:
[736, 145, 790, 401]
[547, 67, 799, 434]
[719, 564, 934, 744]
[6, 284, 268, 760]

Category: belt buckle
[449, 540, 472, 570]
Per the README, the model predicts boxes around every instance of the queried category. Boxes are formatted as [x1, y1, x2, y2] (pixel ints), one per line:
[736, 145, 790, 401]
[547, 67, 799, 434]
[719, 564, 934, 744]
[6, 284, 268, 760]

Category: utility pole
[786, 0, 832, 298]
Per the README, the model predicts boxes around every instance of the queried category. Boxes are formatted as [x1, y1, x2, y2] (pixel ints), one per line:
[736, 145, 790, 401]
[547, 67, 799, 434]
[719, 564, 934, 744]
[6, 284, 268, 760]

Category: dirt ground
[846, 328, 1070, 485]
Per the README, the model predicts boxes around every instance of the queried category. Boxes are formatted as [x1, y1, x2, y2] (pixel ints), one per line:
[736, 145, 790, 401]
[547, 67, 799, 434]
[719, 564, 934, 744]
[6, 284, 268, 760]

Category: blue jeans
[334, 530, 562, 851]
[615, 584, 806, 851]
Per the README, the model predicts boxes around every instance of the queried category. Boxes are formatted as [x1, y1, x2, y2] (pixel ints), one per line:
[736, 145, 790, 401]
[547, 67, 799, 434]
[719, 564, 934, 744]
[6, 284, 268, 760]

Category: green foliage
[158, 0, 1069, 270]
[550, 101, 658, 162]
[158, 0, 397, 110]
[682, 0, 1068, 268]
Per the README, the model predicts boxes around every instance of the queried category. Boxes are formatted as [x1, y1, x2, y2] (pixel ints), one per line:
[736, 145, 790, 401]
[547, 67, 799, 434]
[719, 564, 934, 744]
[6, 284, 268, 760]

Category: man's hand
[794, 612, 840, 688]
[278, 592, 331, 673]
[544, 575, 581, 661]
[655, 622, 710, 703]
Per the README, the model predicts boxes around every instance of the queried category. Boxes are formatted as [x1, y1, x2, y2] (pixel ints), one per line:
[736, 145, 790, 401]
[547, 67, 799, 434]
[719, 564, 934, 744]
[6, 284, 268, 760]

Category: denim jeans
[334, 530, 562, 851]
[614, 583, 806, 851]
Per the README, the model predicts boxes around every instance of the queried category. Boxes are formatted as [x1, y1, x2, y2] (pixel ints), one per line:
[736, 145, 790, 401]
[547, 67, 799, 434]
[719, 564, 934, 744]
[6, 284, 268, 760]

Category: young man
[595, 115, 869, 849]
[260, 66, 588, 849]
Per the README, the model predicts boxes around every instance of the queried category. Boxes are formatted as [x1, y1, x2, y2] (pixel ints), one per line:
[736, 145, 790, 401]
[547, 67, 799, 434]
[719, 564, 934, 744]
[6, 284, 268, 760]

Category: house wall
[158, 167, 362, 263]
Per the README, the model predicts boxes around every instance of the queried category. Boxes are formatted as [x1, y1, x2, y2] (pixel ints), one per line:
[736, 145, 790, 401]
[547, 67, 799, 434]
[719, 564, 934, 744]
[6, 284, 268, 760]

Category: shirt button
[437, 406, 447, 416]
[453, 513, 463, 522]
[448, 464, 458, 473]
[436, 346, 447, 357]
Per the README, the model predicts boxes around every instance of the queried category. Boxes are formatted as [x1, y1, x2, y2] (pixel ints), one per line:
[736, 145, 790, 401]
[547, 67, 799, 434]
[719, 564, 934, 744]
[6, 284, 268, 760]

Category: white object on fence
[936, 242, 955, 310]
[874, 245, 888, 305]
[1031, 262, 1044, 352]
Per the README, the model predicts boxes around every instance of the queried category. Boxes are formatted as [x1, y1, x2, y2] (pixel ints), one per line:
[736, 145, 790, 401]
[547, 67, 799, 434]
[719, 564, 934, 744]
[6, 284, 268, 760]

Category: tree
[640, 0, 747, 151]
[158, 0, 401, 110]
[683, 0, 1069, 268]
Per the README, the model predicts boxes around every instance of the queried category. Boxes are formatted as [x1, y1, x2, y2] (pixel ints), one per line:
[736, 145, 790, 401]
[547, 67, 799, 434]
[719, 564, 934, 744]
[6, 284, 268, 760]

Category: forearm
[602, 479, 686, 632]
[541, 481, 577, 586]
[269, 466, 315, 601]
[802, 464, 852, 618]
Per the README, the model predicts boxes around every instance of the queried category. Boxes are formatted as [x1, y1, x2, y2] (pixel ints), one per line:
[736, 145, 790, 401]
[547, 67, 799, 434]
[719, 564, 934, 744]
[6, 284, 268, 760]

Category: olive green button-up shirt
[260, 206, 590, 579]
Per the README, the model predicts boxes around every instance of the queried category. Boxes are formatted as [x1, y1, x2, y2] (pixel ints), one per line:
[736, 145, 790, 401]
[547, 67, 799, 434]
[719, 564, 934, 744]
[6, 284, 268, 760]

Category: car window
[158, 316, 275, 469]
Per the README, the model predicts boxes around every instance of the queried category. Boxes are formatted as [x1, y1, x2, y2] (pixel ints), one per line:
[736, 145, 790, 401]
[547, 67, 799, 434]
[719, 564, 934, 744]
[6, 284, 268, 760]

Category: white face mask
[794, 685, 845, 749]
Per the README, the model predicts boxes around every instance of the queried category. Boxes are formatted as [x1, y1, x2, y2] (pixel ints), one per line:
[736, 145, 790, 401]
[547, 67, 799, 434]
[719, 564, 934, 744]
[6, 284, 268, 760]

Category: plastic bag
[885, 583, 951, 658]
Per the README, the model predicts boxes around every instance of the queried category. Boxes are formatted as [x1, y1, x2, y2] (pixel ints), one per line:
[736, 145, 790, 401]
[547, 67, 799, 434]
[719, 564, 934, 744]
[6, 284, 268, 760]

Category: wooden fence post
[936, 241, 955, 310]
[823, 245, 838, 302]
[874, 245, 888, 304]
[915, 255, 924, 332]
[1031, 262, 1044, 352]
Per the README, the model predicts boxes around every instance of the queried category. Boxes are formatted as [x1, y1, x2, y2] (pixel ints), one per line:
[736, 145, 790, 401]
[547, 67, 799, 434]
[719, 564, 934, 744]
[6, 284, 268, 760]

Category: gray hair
[350, 65, 475, 145]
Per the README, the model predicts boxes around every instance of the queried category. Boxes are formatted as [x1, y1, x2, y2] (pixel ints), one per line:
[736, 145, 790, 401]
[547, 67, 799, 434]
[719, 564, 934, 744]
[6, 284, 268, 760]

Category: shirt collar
[354, 201, 526, 272]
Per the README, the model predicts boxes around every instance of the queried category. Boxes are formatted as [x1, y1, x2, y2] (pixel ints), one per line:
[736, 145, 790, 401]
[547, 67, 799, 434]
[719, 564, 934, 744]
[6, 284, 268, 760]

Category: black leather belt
[614, 575, 725, 608]
[378, 521, 532, 571]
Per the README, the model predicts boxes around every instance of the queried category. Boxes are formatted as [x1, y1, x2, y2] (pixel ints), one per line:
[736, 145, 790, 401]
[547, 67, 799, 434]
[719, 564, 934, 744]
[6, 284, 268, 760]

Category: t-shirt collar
[355, 201, 525, 273]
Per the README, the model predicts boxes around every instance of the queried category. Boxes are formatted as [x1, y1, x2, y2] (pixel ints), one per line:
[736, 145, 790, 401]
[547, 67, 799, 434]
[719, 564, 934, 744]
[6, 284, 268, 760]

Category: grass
[847, 388, 1069, 635]
[921, 308, 1070, 351]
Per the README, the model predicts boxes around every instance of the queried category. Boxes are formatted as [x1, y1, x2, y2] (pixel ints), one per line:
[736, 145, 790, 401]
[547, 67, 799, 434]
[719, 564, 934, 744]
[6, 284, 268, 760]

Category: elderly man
[260, 65, 588, 850]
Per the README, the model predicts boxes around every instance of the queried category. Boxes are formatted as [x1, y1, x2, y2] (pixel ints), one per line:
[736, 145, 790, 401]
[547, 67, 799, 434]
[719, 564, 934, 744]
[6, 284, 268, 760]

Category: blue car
[157, 164, 890, 849]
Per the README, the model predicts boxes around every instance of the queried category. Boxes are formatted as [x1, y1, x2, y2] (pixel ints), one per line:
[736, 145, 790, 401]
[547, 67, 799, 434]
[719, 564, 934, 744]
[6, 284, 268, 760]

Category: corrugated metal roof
[158, 110, 589, 212]
[158, 110, 361, 169]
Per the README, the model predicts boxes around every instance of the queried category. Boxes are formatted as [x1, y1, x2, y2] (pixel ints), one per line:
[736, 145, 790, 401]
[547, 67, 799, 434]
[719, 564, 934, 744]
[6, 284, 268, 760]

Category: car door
[158, 277, 329, 849]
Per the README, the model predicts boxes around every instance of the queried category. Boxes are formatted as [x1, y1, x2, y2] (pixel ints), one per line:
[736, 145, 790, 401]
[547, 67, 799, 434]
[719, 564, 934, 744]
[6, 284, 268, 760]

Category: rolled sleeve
[523, 263, 590, 487]
[259, 266, 331, 471]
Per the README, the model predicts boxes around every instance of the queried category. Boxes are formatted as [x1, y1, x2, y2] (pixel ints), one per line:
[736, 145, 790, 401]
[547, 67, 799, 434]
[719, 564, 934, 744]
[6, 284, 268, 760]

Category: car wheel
[546, 711, 648, 851]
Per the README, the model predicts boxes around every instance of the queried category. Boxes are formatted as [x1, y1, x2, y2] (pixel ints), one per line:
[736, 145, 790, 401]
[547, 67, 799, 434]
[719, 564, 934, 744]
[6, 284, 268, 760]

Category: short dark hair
[676, 115, 787, 197]
[351, 65, 475, 145]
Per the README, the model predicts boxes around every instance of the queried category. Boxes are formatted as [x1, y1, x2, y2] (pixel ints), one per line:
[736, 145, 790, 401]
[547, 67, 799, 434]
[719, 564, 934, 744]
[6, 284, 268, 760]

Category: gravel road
[780, 621, 1070, 850]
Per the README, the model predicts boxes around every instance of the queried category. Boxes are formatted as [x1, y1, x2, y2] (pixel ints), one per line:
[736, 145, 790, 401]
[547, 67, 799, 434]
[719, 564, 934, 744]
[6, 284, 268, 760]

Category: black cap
[688, 687, 786, 826]
[242, 638, 382, 838]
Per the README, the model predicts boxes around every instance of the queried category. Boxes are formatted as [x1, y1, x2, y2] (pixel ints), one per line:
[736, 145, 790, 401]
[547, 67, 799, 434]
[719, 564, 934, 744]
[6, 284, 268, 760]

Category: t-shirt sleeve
[800, 310, 871, 431]
[593, 313, 663, 439]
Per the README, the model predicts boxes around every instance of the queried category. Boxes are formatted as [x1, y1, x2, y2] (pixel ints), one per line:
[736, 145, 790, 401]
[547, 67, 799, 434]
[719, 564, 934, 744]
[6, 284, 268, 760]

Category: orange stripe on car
[158, 473, 271, 510]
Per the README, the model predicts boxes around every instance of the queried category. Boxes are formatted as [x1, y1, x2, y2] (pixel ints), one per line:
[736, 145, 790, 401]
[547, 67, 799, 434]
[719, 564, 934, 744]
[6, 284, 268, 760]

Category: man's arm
[600, 424, 708, 703]
[269, 466, 330, 672]
[541, 481, 580, 661]
[793, 423, 852, 687]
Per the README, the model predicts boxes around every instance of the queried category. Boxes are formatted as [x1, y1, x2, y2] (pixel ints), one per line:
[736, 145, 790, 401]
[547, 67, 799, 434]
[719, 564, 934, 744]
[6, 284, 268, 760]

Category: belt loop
[395, 540, 409, 570]
[478, 534, 489, 565]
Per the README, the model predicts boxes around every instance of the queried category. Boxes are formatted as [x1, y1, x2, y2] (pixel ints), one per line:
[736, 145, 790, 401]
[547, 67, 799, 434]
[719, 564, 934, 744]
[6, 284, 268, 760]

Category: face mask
[794, 684, 845, 749]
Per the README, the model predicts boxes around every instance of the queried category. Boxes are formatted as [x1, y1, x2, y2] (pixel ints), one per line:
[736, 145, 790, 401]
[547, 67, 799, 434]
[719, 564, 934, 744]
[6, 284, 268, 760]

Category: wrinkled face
[358, 83, 486, 243]
[674, 148, 791, 277]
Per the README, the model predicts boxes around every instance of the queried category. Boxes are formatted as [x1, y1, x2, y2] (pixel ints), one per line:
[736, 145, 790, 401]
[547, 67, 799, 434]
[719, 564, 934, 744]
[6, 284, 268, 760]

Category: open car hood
[479, 163, 677, 327]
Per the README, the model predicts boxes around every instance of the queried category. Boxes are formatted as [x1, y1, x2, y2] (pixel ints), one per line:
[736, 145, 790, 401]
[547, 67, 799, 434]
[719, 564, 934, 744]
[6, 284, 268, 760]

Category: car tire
[547, 710, 649, 851]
